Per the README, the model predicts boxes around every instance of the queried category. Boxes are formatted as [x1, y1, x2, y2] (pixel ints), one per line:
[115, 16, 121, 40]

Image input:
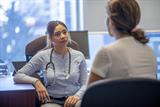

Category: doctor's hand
[64, 95, 80, 107]
[34, 80, 50, 103]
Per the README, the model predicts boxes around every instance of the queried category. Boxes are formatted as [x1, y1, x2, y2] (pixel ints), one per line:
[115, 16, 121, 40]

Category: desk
[0, 76, 36, 107]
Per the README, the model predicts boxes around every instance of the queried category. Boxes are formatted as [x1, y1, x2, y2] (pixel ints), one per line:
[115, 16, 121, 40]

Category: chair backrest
[25, 35, 79, 61]
[25, 35, 47, 61]
[81, 78, 160, 107]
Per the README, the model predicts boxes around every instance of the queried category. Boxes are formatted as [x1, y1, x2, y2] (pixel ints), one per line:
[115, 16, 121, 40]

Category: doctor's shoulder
[70, 48, 85, 59]
[33, 48, 52, 59]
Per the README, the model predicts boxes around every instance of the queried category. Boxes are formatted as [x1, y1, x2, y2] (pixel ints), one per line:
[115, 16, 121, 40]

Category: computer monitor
[12, 61, 27, 76]
[69, 31, 90, 59]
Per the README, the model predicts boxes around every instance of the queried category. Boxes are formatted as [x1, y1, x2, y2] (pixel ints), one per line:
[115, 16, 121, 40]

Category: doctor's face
[51, 24, 69, 47]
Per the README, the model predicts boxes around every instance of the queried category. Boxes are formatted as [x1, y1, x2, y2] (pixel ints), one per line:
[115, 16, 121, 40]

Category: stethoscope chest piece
[65, 74, 70, 79]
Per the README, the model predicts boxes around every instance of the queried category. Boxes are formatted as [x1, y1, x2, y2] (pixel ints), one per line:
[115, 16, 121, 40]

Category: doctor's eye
[54, 30, 68, 37]
[62, 30, 67, 35]
[54, 31, 61, 37]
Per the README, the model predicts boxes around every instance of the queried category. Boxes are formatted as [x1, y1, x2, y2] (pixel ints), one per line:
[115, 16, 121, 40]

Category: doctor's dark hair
[106, 0, 149, 44]
[46, 20, 68, 37]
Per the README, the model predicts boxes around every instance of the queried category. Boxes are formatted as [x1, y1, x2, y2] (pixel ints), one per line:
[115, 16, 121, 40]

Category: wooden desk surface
[0, 76, 34, 91]
[0, 76, 36, 107]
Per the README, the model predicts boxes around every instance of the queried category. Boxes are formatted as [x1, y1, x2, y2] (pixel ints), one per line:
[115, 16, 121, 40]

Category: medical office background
[0, 0, 160, 77]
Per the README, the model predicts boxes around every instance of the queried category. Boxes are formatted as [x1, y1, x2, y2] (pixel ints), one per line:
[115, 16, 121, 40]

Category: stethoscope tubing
[45, 48, 71, 75]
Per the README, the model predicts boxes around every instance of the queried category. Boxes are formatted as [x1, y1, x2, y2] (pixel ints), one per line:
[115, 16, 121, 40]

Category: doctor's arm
[13, 52, 50, 103]
[13, 52, 43, 84]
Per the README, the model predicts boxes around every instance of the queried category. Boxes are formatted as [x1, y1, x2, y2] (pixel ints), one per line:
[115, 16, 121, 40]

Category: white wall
[138, 0, 160, 30]
[83, 0, 160, 32]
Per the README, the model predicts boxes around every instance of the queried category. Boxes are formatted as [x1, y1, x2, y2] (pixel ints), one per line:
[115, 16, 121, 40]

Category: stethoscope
[45, 48, 71, 80]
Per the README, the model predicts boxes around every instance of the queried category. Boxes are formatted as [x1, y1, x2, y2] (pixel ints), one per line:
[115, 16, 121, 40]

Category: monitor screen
[69, 31, 90, 59]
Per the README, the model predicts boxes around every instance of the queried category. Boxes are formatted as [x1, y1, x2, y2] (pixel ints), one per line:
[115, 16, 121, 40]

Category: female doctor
[13, 20, 88, 107]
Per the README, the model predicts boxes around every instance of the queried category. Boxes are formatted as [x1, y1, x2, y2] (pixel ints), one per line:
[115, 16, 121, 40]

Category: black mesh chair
[81, 78, 160, 107]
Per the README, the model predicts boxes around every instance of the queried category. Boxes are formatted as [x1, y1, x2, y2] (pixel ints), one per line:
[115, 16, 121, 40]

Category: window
[0, 0, 84, 62]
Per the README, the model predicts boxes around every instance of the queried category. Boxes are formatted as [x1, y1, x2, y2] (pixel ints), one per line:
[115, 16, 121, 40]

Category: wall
[83, 0, 160, 32]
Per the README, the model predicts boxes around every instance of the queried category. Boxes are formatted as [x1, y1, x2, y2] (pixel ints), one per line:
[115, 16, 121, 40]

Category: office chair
[81, 78, 160, 107]
[25, 35, 47, 62]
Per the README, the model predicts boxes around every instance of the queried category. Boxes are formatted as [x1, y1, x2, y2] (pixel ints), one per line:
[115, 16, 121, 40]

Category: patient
[88, 0, 157, 84]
